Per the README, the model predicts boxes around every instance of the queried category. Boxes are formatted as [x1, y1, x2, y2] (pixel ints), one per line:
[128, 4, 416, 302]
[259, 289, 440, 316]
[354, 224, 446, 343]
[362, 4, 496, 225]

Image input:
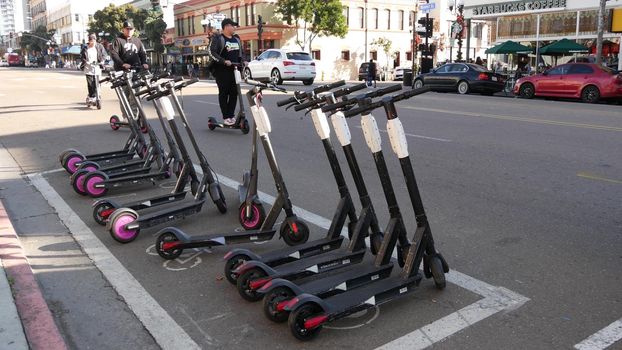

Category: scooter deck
[257, 236, 345, 267]
[85, 151, 136, 162]
[106, 167, 155, 179]
[318, 273, 423, 318]
[177, 229, 278, 249]
[264, 248, 367, 281]
[296, 261, 395, 298]
[137, 199, 205, 229]
[124, 191, 188, 211]
[97, 159, 146, 173]
[97, 170, 169, 189]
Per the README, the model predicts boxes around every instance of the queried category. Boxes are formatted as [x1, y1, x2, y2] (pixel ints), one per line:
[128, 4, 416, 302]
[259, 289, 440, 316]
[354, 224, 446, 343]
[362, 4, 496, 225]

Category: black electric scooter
[232, 86, 404, 302]
[221, 82, 369, 286]
[59, 71, 149, 174]
[72, 75, 182, 198]
[70, 72, 179, 196]
[285, 87, 449, 341]
[105, 77, 227, 243]
[258, 84, 417, 323]
[208, 63, 251, 134]
[152, 80, 310, 258]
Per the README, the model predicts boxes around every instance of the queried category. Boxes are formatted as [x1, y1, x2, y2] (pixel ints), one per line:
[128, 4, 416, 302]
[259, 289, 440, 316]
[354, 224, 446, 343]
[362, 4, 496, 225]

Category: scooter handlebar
[332, 83, 369, 99]
[277, 80, 346, 108]
[99, 76, 111, 84]
[293, 98, 319, 112]
[342, 86, 430, 118]
[150, 71, 170, 83]
[276, 95, 297, 107]
[322, 84, 402, 113]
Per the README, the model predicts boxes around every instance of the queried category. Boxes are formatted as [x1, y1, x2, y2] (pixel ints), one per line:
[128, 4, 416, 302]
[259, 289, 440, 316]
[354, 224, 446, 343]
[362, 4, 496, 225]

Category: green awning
[485, 41, 533, 54]
[539, 39, 589, 55]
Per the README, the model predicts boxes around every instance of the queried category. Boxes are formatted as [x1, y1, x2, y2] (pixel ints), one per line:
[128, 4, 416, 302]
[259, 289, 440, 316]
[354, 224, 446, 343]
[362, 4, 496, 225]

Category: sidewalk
[0, 256, 28, 350]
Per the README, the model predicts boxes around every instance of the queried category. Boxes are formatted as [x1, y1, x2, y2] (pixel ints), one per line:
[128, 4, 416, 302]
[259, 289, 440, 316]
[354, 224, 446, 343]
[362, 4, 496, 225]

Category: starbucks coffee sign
[471, 0, 566, 16]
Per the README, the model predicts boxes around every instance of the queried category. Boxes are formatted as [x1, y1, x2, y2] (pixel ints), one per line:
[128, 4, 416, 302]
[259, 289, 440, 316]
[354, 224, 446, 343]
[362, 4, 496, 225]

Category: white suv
[244, 49, 316, 85]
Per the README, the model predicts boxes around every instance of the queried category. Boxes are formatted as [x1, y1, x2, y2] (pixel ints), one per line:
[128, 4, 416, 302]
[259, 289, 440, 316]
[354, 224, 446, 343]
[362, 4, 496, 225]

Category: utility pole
[411, 3, 418, 76]
[595, 0, 607, 65]
[257, 15, 264, 54]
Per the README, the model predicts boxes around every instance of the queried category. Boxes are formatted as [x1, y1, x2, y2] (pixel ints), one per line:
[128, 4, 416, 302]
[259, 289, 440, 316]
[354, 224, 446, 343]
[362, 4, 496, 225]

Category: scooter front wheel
[109, 209, 140, 243]
[96, 99, 101, 110]
[263, 286, 295, 323]
[238, 202, 265, 231]
[213, 185, 227, 214]
[155, 231, 183, 260]
[223, 254, 250, 285]
[207, 117, 217, 131]
[109, 115, 120, 131]
[84, 171, 109, 198]
[280, 219, 309, 246]
[241, 119, 250, 134]
[236, 267, 267, 302]
[429, 255, 446, 290]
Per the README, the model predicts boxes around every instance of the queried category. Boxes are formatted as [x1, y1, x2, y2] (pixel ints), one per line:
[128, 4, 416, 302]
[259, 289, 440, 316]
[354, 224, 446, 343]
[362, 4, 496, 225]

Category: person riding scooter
[80, 33, 107, 105]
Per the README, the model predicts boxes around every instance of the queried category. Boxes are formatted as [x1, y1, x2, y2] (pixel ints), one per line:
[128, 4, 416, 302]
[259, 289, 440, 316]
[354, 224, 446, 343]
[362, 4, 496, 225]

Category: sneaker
[223, 118, 236, 126]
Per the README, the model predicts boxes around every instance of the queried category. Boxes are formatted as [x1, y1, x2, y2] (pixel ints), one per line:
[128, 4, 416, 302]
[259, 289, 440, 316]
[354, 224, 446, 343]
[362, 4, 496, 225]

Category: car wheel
[302, 79, 314, 85]
[271, 69, 283, 85]
[413, 79, 424, 89]
[457, 81, 470, 94]
[519, 83, 535, 99]
[581, 85, 600, 104]
[243, 68, 252, 80]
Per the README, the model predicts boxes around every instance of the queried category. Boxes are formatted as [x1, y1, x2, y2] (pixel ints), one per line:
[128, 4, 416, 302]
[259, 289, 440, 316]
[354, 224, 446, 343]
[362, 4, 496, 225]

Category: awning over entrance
[485, 40, 533, 54]
[61, 45, 82, 55]
[539, 39, 589, 55]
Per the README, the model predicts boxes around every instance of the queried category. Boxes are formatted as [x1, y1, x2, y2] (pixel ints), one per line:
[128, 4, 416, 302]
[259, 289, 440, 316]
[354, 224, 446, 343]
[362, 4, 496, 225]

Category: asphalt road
[0, 67, 621, 350]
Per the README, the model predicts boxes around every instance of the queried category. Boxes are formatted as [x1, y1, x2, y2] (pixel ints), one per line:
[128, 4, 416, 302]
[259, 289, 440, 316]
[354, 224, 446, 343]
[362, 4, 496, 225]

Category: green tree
[88, 4, 146, 42]
[275, 0, 348, 52]
[19, 25, 56, 54]
[143, 8, 167, 55]
[371, 37, 393, 72]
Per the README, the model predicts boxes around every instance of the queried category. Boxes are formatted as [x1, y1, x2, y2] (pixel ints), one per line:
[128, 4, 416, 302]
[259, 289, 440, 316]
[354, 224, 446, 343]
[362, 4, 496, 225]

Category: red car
[514, 63, 622, 103]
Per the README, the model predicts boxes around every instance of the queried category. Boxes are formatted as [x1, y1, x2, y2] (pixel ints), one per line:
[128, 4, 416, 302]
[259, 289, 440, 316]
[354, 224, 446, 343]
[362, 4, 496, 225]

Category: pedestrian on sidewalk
[207, 18, 243, 126]
[80, 33, 107, 105]
[110, 20, 149, 119]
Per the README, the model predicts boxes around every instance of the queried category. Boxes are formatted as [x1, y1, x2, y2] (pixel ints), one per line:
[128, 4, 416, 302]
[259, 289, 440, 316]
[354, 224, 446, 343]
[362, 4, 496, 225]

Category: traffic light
[257, 15, 263, 35]
[426, 18, 434, 37]
[9, 32, 13, 39]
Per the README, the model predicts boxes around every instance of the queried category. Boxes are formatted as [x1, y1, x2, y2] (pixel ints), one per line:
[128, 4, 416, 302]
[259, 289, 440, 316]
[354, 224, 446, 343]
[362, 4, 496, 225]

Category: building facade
[172, 0, 429, 80]
[29, 0, 46, 30]
[464, 0, 622, 66]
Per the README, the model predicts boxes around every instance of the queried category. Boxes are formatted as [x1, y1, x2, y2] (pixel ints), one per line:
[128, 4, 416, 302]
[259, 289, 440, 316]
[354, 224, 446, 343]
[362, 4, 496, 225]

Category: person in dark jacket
[109, 20, 148, 118]
[208, 18, 243, 125]
[367, 59, 377, 88]
[80, 33, 107, 104]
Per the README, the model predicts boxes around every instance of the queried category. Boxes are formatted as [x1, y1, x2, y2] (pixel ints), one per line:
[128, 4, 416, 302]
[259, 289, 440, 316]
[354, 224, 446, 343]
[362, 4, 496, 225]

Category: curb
[0, 200, 68, 350]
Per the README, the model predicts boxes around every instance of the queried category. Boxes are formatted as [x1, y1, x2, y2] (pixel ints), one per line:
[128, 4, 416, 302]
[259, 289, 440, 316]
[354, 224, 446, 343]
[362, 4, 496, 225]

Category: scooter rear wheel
[223, 254, 250, 285]
[280, 219, 309, 246]
[70, 169, 90, 196]
[236, 267, 267, 302]
[77, 160, 99, 172]
[238, 202, 265, 231]
[289, 303, 324, 341]
[93, 201, 118, 226]
[84, 171, 109, 198]
[62, 152, 85, 174]
[263, 286, 295, 323]
[58, 149, 79, 164]
[156, 231, 183, 260]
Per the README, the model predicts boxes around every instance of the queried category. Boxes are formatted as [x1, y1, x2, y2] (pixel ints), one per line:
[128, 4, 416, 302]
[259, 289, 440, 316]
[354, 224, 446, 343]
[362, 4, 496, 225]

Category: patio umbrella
[485, 40, 533, 54]
[539, 39, 589, 55]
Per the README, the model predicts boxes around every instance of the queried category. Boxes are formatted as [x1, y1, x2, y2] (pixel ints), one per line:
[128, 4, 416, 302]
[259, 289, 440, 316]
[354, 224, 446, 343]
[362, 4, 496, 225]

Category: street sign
[420, 2, 436, 12]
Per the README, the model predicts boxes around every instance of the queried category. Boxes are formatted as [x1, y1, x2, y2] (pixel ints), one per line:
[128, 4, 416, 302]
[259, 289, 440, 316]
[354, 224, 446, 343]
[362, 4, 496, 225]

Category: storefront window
[539, 11, 577, 37]
[498, 14, 537, 39]
[579, 10, 597, 35]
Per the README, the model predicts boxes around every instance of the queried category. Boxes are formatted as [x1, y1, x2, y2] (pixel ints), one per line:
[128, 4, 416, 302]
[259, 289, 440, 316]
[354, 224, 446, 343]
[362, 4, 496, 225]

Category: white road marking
[354, 125, 452, 142]
[575, 318, 622, 350]
[32, 168, 529, 349]
[194, 100, 219, 106]
[28, 172, 201, 350]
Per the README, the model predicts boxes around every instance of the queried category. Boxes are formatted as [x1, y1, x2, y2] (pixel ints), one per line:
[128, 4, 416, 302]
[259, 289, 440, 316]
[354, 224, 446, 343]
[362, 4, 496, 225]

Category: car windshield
[467, 64, 487, 72]
[286, 52, 312, 61]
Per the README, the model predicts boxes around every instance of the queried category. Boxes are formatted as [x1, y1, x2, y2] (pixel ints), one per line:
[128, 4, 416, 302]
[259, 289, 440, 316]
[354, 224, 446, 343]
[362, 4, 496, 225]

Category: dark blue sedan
[412, 63, 505, 95]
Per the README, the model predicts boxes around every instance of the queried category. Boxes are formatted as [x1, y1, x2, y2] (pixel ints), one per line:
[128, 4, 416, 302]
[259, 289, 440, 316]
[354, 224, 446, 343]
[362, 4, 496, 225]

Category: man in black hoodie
[110, 20, 148, 118]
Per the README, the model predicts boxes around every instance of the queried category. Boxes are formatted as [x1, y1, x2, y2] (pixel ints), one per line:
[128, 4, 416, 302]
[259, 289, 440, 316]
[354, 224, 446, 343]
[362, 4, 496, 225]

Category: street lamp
[448, 0, 464, 62]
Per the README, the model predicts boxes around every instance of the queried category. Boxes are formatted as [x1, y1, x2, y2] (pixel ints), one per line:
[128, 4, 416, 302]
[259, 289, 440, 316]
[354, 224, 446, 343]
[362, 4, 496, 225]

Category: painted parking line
[403, 106, 622, 132]
[575, 318, 622, 350]
[577, 172, 622, 185]
[30, 168, 529, 349]
[194, 100, 219, 106]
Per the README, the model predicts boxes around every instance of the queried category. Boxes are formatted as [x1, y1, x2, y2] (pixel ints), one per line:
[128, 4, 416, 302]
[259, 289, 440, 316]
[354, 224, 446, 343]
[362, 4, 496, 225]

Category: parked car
[412, 63, 505, 95]
[358, 62, 381, 81]
[0, 59, 8, 67]
[514, 63, 622, 103]
[244, 49, 316, 85]
[393, 67, 412, 81]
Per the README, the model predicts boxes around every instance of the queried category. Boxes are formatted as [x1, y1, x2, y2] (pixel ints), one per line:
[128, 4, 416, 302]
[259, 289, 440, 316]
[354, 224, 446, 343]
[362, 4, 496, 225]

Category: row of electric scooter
[56, 66, 449, 341]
